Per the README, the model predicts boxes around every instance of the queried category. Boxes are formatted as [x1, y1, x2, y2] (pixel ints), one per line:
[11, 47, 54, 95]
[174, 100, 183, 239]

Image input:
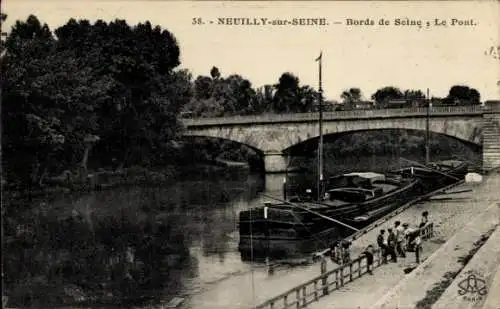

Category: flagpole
[425, 88, 430, 165]
[316, 52, 324, 200]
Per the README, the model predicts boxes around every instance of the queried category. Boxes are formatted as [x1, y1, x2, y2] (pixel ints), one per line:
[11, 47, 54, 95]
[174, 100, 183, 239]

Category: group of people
[326, 211, 430, 275]
[375, 211, 429, 264]
[361, 211, 430, 274]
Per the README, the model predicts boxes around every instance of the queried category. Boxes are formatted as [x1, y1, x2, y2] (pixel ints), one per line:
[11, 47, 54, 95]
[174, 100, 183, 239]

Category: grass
[414, 225, 497, 309]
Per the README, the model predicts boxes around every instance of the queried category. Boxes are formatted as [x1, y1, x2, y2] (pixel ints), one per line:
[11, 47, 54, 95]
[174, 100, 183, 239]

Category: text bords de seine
[193, 17, 476, 27]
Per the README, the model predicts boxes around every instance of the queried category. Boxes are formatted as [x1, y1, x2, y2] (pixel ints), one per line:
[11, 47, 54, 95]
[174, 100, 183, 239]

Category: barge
[238, 162, 468, 259]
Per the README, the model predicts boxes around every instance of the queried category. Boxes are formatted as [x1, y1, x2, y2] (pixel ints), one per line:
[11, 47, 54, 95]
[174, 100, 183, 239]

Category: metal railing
[182, 106, 489, 127]
[254, 223, 434, 309]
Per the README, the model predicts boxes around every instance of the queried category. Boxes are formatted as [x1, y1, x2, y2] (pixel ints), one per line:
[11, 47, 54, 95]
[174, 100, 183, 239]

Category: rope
[399, 157, 461, 181]
[261, 194, 359, 232]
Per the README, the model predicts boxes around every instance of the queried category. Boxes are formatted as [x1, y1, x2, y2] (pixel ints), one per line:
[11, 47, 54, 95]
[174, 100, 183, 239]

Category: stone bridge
[181, 106, 500, 173]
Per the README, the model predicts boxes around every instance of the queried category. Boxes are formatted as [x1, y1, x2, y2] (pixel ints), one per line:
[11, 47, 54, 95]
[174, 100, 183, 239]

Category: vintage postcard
[1, 1, 499, 309]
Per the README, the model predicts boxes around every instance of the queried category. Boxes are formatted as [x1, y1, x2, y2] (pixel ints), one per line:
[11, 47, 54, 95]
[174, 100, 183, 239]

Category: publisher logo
[457, 270, 488, 302]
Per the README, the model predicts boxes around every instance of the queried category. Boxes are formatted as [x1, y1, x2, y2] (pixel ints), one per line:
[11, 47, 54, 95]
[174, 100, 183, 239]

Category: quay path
[179, 173, 500, 309]
[306, 172, 500, 309]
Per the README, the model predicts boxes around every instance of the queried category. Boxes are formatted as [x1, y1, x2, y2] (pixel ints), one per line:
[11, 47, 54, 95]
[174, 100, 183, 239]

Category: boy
[362, 244, 375, 275]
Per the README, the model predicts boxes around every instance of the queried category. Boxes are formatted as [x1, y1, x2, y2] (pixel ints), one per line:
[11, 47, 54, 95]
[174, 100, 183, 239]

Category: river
[3, 154, 478, 309]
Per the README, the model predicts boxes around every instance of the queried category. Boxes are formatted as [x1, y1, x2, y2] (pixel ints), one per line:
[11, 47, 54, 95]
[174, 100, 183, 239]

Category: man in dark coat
[387, 228, 397, 262]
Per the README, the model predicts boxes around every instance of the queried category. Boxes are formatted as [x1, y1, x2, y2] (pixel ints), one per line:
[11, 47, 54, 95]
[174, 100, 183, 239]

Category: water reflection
[4, 171, 269, 308]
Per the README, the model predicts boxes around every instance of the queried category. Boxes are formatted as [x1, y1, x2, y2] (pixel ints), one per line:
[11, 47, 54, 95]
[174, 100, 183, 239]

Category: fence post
[340, 267, 344, 286]
[314, 280, 318, 301]
[320, 256, 328, 295]
[349, 263, 353, 282]
[322, 273, 328, 296]
[284, 295, 288, 308]
[358, 259, 362, 277]
[296, 289, 300, 309]
[335, 269, 339, 289]
[302, 286, 306, 307]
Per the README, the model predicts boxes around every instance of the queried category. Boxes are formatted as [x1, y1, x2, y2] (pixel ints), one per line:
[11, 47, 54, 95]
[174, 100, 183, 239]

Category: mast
[425, 88, 430, 165]
[316, 52, 324, 200]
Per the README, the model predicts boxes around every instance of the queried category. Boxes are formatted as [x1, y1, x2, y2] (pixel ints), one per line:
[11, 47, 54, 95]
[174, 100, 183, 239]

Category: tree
[298, 85, 319, 112]
[185, 68, 259, 117]
[210, 66, 221, 80]
[273, 72, 300, 113]
[445, 85, 481, 105]
[216, 74, 257, 115]
[341, 88, 362, 107]
[249, 86, 273, 115]
[55, 18, 189, 168]
[403, 89, 425, 100]
[2, 15, 191, 186]
[2, 16, 65, 185]
[194, 76, 214, 100]
[371, 86, 403, 105]
[271, 73, 320, 113]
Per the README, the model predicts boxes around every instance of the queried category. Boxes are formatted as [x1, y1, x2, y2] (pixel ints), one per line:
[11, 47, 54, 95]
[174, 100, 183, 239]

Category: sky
[3, 0, 499, 101]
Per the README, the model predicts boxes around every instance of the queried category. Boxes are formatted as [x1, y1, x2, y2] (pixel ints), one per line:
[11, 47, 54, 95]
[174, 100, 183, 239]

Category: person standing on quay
[377, 229, 388, 264]
[362, 244, 375, 275]
[402, 223, 411, 250]
[341, 240, 351, 264]
[411, 229, 423, 263]
[387, 228, 397, 262]
[419, 211, 429, 229]
[329, 239, 340, 263]
[394, 221, 406, 258]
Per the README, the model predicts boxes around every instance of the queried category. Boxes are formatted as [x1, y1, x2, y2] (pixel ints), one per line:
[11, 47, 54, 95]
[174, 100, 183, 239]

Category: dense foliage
[182, 68, 320, 117]
[1, 15, 192, 188]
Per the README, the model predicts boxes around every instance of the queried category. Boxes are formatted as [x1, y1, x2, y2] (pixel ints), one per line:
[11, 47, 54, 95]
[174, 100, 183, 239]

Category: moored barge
[238, 171, 422, 258]
[238, 161, 469, 259]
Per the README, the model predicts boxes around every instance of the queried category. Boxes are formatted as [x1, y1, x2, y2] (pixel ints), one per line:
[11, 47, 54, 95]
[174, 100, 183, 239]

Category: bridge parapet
[182, 105, 489, 127]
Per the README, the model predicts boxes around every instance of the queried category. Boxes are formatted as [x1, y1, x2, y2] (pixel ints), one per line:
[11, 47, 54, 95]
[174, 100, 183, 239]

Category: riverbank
[3, 163, 250, 202]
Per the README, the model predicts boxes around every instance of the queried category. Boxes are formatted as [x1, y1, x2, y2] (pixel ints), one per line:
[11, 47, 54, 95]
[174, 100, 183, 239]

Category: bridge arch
[284, 128, 482, 156]
[180, 135, 265, 171]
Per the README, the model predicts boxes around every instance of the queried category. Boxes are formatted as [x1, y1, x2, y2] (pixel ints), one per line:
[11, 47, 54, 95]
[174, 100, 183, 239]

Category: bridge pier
[263, 151, 289, 173]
